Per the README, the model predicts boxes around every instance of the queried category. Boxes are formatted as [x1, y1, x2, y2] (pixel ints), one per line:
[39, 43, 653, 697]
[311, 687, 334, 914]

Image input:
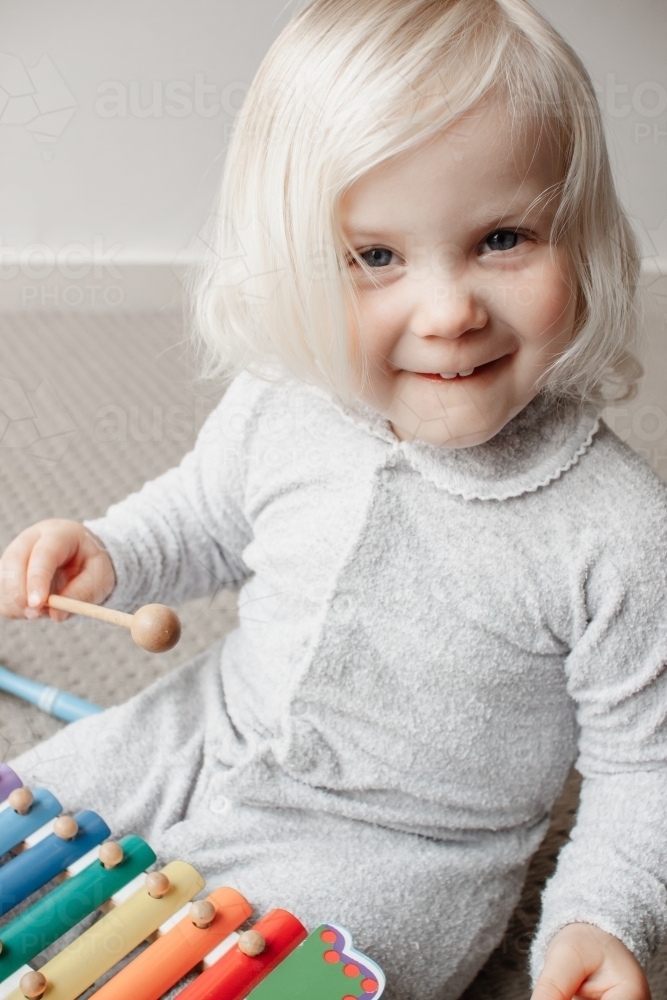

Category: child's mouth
[413, 356, 507, 381]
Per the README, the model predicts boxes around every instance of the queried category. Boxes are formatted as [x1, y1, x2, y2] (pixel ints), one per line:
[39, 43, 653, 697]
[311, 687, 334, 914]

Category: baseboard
[0, 261, 196, 311]
[0, 258, 664, 311]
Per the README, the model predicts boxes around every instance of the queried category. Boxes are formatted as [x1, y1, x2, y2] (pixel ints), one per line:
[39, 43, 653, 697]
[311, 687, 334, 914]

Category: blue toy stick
[0, 664, 102, 722]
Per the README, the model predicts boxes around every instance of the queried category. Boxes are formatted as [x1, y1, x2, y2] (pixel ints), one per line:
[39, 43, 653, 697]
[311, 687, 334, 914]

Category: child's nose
[409, 274, 488, 340]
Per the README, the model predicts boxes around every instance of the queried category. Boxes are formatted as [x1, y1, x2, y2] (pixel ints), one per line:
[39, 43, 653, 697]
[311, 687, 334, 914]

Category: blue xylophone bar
[0, 665, 102, 722]
[0, 787, 62, 856]
[0, 809, 110, 917]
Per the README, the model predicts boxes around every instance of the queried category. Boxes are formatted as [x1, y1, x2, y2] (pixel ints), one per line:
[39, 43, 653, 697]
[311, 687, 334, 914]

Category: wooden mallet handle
[47, 594, 132, 628]
[46, 595, 181, 653]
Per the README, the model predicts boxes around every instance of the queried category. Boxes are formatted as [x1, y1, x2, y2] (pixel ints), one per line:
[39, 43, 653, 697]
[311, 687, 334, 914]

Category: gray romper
[12, 372, 667, 999]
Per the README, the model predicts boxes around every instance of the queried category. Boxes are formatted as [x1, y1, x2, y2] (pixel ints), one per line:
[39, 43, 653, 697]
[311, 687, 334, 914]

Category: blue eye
[483, 230, 523, 252]
[359, 247, 395, 267]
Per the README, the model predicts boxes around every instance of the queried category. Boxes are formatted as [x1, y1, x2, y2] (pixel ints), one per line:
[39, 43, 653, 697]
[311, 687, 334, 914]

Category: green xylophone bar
[0, 835, 156, 982]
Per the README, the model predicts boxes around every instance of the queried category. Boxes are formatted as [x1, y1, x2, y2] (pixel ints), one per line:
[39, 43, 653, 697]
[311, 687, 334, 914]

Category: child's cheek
[345, 295, 378, 386]
[509, 253, 577, 348]
[347, 292, 395, 364]
[534, 263, 578, 346]
[344, 298, 361, 367]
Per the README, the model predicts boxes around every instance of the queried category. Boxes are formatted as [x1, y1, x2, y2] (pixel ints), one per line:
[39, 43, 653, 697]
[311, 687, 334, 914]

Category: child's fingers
[533, 925, 652, 1000]
[55, 554, 115, 608]
[531, 974, 575, 1000]
[0, 525, 42, 615]
[531, 940, 588, 1000]
[25, 529, 80, 611]
[0, 521, 112, 623]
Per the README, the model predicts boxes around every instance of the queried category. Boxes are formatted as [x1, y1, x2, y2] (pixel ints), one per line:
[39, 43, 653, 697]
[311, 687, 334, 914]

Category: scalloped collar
[306, 382, 601, 501]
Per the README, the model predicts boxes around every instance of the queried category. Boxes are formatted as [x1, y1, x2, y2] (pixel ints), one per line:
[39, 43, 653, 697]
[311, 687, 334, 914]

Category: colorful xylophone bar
[0, 764, 386, 999]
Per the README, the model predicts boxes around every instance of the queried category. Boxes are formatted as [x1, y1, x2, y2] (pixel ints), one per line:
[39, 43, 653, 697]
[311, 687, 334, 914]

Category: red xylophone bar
[177, 908, 307, 1000]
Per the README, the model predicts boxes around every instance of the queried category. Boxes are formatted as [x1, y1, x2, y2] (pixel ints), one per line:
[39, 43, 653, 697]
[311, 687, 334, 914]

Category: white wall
[533, 0, 667, 268]
[0, 0, 665, 307]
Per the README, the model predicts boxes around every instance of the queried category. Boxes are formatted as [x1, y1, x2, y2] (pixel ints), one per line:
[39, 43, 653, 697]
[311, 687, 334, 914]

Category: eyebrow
[341, 183, 557, 239]
[468, 202, 550, 227]
[343, 203, 550, 241]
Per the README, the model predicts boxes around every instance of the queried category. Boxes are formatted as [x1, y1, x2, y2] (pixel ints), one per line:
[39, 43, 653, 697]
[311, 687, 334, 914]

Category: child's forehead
[340, 102, 564, 228]
[423, 99, 563, 174]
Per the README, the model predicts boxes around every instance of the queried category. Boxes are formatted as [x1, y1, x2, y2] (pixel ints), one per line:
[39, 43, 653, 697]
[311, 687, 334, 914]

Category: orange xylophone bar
[176, 908, 308, 1000]
[92, 886, 254, 1000]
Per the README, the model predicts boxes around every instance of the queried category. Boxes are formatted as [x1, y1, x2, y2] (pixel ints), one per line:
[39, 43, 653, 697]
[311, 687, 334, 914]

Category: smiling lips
[415, 370, 473, 380]
[413, 356, 507, 380]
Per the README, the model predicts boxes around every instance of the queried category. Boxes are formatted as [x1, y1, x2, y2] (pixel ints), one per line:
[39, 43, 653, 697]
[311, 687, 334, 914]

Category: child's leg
[9, 638, 231, 844]
[10, 644, 529, 1000]
[153, 799, 528, 1000]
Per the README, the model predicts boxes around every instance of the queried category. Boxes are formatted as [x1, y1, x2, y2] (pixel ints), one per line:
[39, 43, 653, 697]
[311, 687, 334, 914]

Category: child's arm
[78, 375, 257, 612]
[0, 374, 259, 619]
[529, 459, 667, 998]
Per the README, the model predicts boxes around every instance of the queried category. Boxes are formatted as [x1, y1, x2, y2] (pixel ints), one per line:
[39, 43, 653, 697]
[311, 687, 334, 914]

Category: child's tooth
[439, 372, 457, 379]
[459, 369, 474, 377]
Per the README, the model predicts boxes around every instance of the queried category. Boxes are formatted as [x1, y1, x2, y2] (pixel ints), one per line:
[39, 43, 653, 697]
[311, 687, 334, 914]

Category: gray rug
[0, 309, 665, 998]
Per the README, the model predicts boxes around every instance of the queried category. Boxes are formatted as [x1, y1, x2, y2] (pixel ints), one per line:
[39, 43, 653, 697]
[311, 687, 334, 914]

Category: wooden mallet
[46, 595, 182, 653]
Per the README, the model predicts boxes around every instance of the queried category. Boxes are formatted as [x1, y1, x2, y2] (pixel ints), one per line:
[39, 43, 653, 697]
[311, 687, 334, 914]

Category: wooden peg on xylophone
[18, 970, 47, 998]
[145, 871, 171, 898]
[238, 929, 266, 956]
[8, 787, 33, 815]
[46, 595, 182, 653]
[190, 899, 216, 928]
[99, 840, 124, 869]
[53, 815, 79, 840]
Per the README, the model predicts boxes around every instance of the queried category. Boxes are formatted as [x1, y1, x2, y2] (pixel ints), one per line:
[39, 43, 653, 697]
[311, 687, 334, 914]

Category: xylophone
[0, 763, 385, 1000]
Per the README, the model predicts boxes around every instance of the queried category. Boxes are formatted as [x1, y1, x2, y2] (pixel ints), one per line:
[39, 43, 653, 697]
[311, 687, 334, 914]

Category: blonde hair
[193, 0, 642, 405]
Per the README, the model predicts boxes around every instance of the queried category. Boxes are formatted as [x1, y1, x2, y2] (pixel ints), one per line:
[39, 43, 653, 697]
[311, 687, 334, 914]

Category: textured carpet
[0, 309, 665, 999]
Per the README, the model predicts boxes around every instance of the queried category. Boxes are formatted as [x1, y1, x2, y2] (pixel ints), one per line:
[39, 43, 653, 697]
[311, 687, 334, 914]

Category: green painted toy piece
[247, 923, 385, 1000]
[0, 834, 155, 983]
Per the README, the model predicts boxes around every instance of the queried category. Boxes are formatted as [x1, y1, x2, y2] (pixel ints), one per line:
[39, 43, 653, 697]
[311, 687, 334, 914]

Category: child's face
[340, 101, 578, 447]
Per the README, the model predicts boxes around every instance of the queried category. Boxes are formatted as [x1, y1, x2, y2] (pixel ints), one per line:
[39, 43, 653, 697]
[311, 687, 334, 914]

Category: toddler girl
[1, 1, 665, 998]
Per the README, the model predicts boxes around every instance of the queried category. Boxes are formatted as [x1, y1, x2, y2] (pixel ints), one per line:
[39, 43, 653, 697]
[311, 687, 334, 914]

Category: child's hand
[532, 923, 651, 1000]
[0, 519, 116, 622]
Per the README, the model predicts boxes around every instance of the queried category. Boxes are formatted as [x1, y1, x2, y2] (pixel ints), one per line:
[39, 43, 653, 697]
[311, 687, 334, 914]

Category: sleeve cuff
[83, 518, 142, 613]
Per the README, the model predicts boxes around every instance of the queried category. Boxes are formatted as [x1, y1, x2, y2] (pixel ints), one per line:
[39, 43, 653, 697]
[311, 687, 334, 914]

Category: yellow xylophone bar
[5, 860, 204, 1000]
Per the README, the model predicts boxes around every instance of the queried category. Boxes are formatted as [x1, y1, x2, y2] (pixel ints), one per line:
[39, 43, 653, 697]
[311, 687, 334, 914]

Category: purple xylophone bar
[0, 765, 21, 802]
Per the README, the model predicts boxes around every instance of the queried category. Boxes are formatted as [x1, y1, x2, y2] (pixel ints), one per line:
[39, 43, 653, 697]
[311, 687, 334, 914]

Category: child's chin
[390, 406, 508, 448]
[391, 421, 492, 448]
